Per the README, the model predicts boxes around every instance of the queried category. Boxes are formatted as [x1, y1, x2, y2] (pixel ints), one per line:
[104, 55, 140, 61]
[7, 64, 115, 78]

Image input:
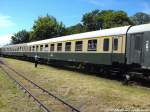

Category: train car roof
[28, 25, 130, 45]
[3, 43, 27, 48]
[128, 23, 150, 34]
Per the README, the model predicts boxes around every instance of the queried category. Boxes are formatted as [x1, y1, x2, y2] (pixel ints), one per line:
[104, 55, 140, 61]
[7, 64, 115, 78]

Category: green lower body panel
[3, 52, 125, 65]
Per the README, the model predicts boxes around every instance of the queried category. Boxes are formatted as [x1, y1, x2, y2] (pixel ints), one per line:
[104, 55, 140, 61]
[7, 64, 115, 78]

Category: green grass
[3, 57, 150, 112]
[0, 67, 42, 112]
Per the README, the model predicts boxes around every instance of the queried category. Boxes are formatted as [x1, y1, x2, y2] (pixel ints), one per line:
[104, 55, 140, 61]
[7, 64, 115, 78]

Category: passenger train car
[1, 23, 150, 78]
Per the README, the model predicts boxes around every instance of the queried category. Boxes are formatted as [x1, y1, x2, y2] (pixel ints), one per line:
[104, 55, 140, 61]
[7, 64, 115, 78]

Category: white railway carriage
[1, 23, 150, 78]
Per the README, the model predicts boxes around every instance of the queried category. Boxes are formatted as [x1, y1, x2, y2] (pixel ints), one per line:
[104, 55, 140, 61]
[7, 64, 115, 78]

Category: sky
[0, 0, 150, 46]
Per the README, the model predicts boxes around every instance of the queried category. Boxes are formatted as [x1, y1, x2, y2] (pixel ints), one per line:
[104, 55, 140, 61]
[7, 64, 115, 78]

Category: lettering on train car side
[146, 40, 149, 52]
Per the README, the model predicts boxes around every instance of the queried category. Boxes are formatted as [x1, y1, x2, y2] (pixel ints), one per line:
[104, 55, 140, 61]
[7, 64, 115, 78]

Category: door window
[103, 38, 109, 51]
[113, 38, 118, 51]
[134, 34, 143, 50]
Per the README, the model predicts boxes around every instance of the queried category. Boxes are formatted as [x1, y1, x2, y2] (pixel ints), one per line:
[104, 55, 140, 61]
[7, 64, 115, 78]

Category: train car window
[45, 44, 48, 48]
[134, 34, 142, 50]
[29, 46, 32, 52]
[75, 41, 83, 51]
[26, 47, 28, 52]
[103, 38, 109, 51]
[44, 44, 49, 51]
[50, 44, 55, 51]
[24, 47, 25, 51]
[40, 45, 43, 51]
[32, 46, 35, 51]
[36, 46, 39, 51]
[113, 38, 118, 51]
[88, 39, 97, 51]
[57, 43, 62, 51]
[65, 42, 71, 51]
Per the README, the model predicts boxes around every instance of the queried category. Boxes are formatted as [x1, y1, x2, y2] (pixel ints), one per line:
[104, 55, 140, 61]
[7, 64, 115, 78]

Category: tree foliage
[66, 23, 86, 34]
[82, 10, 133, 31]
[82, 10, 103, 31]
[11, 30, 30, 44]
[130, 12, 150, 25]
[30, 15, 66, 41]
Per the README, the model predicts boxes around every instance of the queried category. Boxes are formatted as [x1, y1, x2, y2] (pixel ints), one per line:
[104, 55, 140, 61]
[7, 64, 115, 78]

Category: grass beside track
[0, 67, 42, 112]
[2, 57, 150, 112]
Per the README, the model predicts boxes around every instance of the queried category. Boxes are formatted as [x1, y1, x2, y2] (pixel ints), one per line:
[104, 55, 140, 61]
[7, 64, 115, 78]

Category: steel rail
[0, 65, 51, 112]
[3, 63, 80, 112]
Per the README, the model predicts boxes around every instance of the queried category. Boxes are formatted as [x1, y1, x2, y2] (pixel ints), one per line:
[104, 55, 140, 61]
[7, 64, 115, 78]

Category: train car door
[111, 36, 124, 64]
[129, 33, 144, 65]
[142, 32, 150, 68]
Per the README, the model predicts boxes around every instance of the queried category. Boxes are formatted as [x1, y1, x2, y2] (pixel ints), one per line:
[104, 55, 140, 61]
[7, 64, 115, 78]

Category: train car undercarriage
[1, 54, 150, 86]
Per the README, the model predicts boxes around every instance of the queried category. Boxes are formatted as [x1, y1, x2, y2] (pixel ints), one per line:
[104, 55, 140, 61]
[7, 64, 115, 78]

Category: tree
[11, 30, 30, 44]
[108, 11, 133, 28]
[82, 10, 133, 31]
[82, 10, 103, 31]
[66, 23, 86, 34]
[30, 15, 66, 41]
[130, 12, 150, 25]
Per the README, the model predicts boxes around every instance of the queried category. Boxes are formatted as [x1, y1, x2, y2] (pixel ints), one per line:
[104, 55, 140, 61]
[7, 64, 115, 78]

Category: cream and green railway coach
[25, 26, 128, 65]
[1, 23, 150, 75]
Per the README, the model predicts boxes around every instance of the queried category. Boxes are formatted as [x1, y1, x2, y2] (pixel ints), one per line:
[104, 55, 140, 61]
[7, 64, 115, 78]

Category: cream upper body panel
[27, 26, 130, 46]
[2, 26, 129, 53]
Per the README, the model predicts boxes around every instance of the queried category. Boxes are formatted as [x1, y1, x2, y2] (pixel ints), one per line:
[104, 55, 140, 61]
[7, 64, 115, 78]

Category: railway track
[0, 60, 80, 112]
